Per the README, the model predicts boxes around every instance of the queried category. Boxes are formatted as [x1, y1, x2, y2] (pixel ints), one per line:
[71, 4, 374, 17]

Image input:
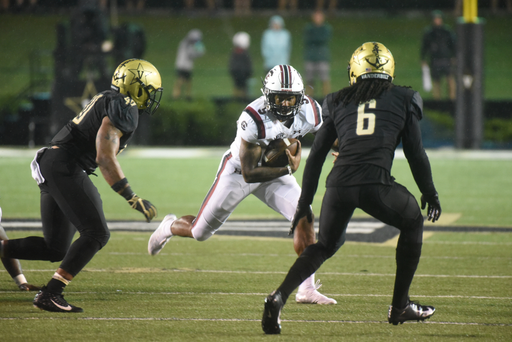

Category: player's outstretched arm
[96, 117, 157, 222]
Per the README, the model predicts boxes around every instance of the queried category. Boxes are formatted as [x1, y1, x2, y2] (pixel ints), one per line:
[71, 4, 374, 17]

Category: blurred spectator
[173, 29, 206, 100]
[303, 10, 332, 97]
[278, 0, 297, 13]
[126, 0, 146, 11]
[113, 22, 147, 66]
[315, 0, 337, 11]
[420, 10, 456, 100]
[69, 0, 110, 81]
[491, 0, 512, 14]
[229, 32, 253, 99]
[234, 0, 251, 16]
[261, 15, 291, 73]
[185, 0, 217, 12]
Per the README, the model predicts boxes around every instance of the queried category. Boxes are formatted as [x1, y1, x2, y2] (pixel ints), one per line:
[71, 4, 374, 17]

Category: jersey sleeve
[107, 95, 139, 134]
[299, 113, 337, 207]
[409, 91, 424, 121]
[402, 102, 437, 197]
[236, 110, 260, 144]
[303, 95, 323, 133]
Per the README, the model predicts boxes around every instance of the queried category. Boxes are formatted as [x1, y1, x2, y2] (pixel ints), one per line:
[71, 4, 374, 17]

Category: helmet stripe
[279, 64, 292, 89]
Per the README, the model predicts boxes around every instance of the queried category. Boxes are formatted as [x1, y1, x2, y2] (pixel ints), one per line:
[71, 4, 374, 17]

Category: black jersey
[50, 90, 139, 173]
[299, 85, 436, 206]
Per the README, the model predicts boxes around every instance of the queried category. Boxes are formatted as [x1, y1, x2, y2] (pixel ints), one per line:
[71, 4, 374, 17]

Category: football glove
[127, 194, 157, 223]
[289, 204, 313, 236]
[421, 193, 441, 223]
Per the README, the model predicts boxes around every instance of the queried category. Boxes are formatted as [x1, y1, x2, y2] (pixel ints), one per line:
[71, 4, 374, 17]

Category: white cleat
[295, 280, 337, 305]
[148, 214, 176, 256]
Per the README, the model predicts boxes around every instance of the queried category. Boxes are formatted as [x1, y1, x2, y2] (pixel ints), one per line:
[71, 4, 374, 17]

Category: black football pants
[5, 148, 110, 277]
[278, 182, 424, 309]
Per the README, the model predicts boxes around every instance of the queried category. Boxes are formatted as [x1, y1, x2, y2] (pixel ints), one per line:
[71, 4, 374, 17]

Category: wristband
[111, 178, 129, 192]
[287, 165, 292, 176]
[119, 186, 135, 201]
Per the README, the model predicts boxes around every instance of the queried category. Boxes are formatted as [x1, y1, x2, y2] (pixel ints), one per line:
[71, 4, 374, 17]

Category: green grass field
[1, 148, 512, 340]
[1, 147, 511, 227]
[1, 231, 511, 341]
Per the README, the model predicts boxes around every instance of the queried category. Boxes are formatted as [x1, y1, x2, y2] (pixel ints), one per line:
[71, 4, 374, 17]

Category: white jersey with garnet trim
[228, 95, 323, 169]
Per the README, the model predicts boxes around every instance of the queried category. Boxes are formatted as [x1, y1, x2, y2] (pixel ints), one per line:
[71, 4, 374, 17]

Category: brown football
[262, 138, 299, 167]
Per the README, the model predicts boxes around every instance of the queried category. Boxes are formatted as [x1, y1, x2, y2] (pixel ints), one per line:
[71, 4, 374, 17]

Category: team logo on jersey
[275, 133, 286, 140]
[241, 121, 247, 130]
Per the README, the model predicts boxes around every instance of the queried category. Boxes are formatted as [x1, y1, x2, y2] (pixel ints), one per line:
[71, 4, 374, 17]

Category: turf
[1, 230, 511, 341]
[1, 147, 511, 227]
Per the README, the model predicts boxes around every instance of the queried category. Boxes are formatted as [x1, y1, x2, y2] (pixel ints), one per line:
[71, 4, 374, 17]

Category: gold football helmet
[347, 42, 395, 85]
[111, 59, 163, 115]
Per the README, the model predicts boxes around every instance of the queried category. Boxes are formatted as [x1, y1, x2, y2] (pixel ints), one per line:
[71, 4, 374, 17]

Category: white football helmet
[262, 65, 304, 121]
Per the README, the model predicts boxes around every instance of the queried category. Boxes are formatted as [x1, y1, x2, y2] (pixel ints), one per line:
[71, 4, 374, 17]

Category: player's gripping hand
[285, 140, 302, 173]
[421, 193, 441, 223]
[289, 203, 313, 236]
[127, 194, 157, 222]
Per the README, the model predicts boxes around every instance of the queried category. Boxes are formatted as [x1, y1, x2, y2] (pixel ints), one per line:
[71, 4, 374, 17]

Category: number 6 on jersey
[356, 99, 376, 135]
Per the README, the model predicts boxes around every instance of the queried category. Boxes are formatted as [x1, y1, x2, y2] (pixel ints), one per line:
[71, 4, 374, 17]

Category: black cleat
[33, 286, 83, 313]
[388, 300, 435, 325]
[262, 291, 284, 334]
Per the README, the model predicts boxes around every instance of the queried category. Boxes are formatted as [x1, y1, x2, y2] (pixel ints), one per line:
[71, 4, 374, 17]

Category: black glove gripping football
[421, 193, 441, 223]
[289, 204, 313, 236]
[127, 194, 157, 223]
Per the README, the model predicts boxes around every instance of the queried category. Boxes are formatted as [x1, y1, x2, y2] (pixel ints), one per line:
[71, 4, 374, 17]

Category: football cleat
[33, 286, 83, 313]
[295, 280, 337, 305]
[148, 214, 176, 256]
[262, 291, 284, 335]
[388, 300, 435, 325]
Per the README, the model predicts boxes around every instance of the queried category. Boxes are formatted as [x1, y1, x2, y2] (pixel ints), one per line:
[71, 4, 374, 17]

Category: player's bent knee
[48, 249, 67, 262]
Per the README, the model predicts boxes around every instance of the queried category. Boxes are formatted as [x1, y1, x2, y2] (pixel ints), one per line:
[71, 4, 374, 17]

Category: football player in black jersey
[262, 42, 442, 334]
[0, 59, 162, 313]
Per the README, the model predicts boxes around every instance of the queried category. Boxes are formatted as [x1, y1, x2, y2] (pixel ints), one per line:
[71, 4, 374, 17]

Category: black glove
[127, 194, 157, 223]
[289, 204, 313, 236]
[421, 193, 441, 223]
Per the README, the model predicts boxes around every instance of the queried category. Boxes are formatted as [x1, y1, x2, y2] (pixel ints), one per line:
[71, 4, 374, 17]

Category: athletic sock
[46, 272, 70, 295]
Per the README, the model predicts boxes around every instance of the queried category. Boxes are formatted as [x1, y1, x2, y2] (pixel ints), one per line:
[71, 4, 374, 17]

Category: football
[262, 138, 299, 167]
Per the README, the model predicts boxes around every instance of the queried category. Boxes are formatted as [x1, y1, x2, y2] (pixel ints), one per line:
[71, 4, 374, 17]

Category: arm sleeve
[298, 113, 337, 206]
[305, 96, 323, 133]
[402, 92, 437, 196]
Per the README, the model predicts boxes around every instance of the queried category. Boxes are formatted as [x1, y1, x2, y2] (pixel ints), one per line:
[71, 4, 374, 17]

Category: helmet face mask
[347, 42, 395, 85]
[262, 65, 304, 121]
[111, 59, 163, 115]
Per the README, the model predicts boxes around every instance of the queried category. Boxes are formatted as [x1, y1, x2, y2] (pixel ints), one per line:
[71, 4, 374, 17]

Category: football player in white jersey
[149, 65, 336, 304]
